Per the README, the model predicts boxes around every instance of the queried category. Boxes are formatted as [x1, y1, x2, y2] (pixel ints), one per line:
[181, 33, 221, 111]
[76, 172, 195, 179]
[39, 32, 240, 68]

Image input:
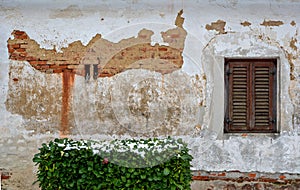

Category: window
[224, 59, 277, 133]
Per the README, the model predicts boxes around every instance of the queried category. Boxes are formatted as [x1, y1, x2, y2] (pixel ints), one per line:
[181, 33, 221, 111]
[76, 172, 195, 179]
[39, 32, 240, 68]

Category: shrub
[33, 137, 193, 190]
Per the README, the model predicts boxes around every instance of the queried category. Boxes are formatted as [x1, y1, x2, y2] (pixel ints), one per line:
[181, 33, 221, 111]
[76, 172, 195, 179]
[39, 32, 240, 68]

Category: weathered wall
[0, 0, 300, 189]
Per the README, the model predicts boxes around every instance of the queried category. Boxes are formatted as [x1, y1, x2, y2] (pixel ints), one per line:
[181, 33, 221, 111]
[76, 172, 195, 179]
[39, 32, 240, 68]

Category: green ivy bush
[33, 137, 193, 190]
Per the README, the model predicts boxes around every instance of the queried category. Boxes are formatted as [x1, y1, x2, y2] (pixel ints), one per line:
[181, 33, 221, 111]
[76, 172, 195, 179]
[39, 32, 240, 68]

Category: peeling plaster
[260, 20, 284, 27]
[290, 20, 296, 26]
[1, 2, 300, 188]
[205, 20, 227, 34]
[6, 10, 189, 137]
[49, 5, 83, 19]
[175, 9, 184, 28]
[290, 37, 298, 51]
[240, 21, 251, 27]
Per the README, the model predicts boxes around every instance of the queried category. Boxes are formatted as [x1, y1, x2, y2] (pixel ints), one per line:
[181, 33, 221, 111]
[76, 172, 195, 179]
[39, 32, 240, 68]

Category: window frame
[224, 58, 277, 133]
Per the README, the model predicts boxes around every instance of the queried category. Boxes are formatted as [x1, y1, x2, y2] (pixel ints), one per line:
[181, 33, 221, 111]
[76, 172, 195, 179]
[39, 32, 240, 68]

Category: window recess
[224, 59, 277, 133]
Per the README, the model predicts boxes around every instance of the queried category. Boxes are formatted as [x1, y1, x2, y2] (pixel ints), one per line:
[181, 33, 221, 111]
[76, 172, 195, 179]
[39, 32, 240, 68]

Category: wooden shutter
[224, 59, 277, 133]
[252, 62, 276, 132]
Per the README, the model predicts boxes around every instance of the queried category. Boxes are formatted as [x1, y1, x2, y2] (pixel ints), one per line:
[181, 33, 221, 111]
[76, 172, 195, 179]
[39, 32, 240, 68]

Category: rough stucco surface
[0, 0, 300, 189]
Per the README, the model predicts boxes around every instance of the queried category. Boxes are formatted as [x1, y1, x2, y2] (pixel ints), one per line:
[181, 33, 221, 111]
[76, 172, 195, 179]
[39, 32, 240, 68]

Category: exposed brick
[158, 47, 168, 51]
[26, 56, 37, 61]
[194, 176, 210, 181]
[279, 175, 286, 179]
[45, 69, 54, 74]
[248, 173, 256, 178]
[192, 171, 300, 186]
[20, 44, 29, 48]
[49, 65, 68, 69]
[10, 44, 20, 49]
[53, 69, 63, 73]
[37, 65, 50, 69]
[13, 30, 26, 35]
[218, 172, 226, 177]
[15, 34, 28, 40]
[139, 47, 147, 52]
[19, 52, 27, 57]
[30, 61, 47, 65]
[16, 48, 26, 52]
[8, 48, 14, 54]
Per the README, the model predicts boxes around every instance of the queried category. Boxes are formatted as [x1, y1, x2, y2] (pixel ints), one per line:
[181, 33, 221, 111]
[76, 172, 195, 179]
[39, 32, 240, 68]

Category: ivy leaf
[163, 168, 170, 176]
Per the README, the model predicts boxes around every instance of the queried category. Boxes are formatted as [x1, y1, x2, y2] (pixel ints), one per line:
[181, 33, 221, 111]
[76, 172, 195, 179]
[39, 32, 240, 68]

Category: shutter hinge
[270, 68, 276, 75]
[226, 69, 232, 75]
[226, 118, 232, 124]
[269, 118, 276, 123]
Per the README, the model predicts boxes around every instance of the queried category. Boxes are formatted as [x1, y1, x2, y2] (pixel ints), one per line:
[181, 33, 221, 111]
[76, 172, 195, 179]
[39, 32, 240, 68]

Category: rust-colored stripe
[60, 70, 75, 138]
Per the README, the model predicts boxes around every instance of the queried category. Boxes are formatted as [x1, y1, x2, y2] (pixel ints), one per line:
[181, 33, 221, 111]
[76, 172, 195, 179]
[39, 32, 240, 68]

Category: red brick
[1, 175, 11, 180]
[279, 175, 286, 179]
[248, 173, 256, 178]
[38, 65, 50, 69]
[10, 44, 20, 49]
[50, 65, 67, 69]
[53, 69, 63, 73]
[30, 61, 47, 65]
[13, 30, 26, 35]
[8, 48, 14, 54]
[9, 53, 20, 59]
[192, 176, 210, 180]
[19, 52, 27, 57]
[218, 172, 226, 177]
[20, 44, 29, 48]
[158, 47, 168, 51]
[139, 47, 147, 52]
[15, 34, 28, 40]
[16, 48, 26, 52]
[26, 56, 37, 61]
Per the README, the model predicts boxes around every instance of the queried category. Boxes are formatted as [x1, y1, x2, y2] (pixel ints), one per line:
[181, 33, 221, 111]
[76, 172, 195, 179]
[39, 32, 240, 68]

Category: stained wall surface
[0, 0, 300, 189]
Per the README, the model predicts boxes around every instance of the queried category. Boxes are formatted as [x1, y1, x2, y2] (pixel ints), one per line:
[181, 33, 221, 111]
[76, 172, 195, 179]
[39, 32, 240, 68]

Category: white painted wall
[0, 0, 300, 188]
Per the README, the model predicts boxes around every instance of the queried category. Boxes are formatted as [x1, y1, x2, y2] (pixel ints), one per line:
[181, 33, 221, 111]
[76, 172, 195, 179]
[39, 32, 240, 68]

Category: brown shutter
[252, 61, 276, 132]
[224, 59, 276, 133]
[225, 62, 250, 132]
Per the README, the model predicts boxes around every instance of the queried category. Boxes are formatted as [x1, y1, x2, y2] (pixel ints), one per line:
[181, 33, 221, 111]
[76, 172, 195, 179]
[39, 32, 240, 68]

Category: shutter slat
[230, 64, 249, 130]
[254, 65, 271, 128]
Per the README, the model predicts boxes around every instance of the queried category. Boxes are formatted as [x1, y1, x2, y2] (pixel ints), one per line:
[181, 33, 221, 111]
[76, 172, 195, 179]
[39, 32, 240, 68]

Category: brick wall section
[102, 43, 184, 76]
[7, 28, 186, 77]
[8, 30, 85, 136]
[7, 30, 85, 74]
[192, 170, 300, 187]
[6, 25, 187, 136]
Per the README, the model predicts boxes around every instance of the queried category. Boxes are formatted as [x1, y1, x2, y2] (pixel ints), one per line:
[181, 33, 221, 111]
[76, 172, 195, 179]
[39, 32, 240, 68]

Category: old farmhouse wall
[0, 0, 300, 189]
